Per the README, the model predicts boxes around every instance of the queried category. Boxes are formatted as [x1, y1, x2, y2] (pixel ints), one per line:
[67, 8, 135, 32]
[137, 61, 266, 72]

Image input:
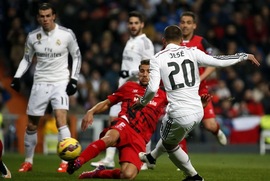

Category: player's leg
[163, 114, 204, 180]
[0, 140, 11, 178]
[67, 128, 120, 175]
[202, 101, 227, 145]
[51, 83, 71, 172]
[140, 140, 152, 170]
[91, 104, 120, 169]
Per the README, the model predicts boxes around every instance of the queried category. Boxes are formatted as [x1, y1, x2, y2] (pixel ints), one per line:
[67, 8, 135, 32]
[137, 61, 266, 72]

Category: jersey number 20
[168, 59, 195, 90]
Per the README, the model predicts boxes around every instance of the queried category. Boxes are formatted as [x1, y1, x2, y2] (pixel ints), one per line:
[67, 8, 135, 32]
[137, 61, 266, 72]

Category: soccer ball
[57, 138, 82, 161]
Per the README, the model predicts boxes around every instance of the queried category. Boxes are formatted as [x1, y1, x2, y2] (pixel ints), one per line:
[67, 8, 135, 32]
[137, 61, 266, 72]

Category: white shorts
[160, 112, 203, 145]
[27, 82, 69, 116]
[109, 102, 121, 117]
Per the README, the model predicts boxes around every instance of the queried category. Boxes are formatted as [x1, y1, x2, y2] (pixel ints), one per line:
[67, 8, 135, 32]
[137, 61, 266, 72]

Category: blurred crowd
[0, 0, 270, 120]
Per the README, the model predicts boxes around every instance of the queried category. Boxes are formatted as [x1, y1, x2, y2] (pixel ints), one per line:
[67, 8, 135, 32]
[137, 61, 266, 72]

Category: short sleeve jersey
[108, 81, 167, 143]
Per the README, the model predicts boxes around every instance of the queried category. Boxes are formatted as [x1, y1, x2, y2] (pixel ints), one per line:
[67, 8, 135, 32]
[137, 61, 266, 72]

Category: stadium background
[0, 0, 270, 154]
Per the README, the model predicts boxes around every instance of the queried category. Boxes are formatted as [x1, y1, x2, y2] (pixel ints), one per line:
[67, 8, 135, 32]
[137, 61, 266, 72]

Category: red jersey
[108, 81, 168, 143]
[180, 35, 213, 94]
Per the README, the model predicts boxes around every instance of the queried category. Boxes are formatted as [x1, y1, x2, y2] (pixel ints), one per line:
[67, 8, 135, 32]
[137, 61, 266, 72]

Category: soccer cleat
[182, 174, 204, 181]
[140, 163, 148, 170]
[67, 157, 84, 175]
[217, 129, 227, 145]
[90, 158, 115, 169]
[18, 162, 32, 172]
[57, 163, 68, 173]
[1, 163, 11, 178]
[79, 165, 105, 179]
[138, 152, 156, 169]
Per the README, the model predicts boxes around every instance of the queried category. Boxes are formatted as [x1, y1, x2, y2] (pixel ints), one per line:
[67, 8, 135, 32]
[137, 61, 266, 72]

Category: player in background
[10, 3, 81, 173]
[67, 60, 168, 179]
[0, 140, 11, 178]
[90, 11, 154, 170]
[179, 11, 227, 147]
[133, 25, 259, 180]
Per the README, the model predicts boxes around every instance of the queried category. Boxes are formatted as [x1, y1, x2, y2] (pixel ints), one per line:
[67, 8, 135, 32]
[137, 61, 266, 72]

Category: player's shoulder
[57, 25, 76, 39]
[28, 27, 42, 37]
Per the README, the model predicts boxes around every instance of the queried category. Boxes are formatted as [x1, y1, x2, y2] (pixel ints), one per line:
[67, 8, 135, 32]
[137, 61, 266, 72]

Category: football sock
[24, 130, 37, 164]
[104, 147, 116, 162]
[58, 125, 71, 141]
[0, 161, 7, 175]
[80, 139, 106, 163]
[58, 125, 71, 163]
[95, 169, 121, 178]
[151, 139, 166, 159]
[167, 145, 197, 176]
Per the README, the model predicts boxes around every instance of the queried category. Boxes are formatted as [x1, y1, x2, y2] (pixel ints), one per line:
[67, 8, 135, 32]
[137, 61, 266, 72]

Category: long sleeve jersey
[119, 34, 154, 87]
[141, 43, 248, 119]
[14, 24, 81, 83]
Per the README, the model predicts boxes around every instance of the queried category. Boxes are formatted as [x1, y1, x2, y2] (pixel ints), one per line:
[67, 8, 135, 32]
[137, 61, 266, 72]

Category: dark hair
[180, 11, 196, 23]
[139, 59, 150, 69]
[38, 3, 56, 15]
[164, 25, 182, 41]
[128, 11, 145, 23]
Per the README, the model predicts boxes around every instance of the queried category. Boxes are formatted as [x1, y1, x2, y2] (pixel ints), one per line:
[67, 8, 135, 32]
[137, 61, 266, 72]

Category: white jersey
[119, 33, 154, 87]
[142, 43, 248, 118]
[14, 24, 81, 83]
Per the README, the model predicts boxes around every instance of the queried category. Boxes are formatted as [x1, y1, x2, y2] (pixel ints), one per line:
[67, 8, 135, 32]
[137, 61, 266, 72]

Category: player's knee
[121, 170, 137, 180]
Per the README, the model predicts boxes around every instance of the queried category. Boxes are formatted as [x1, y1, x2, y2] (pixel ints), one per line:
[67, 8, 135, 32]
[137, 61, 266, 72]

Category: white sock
[58, 125, 71, 163]
[58, 125, 71, 141]
[168, 146, 197, 176]
[24, 130, 37, 164]
[151, 139, 166, 159]
[104, 147, 116, 162]
[146, 140, 152, 152]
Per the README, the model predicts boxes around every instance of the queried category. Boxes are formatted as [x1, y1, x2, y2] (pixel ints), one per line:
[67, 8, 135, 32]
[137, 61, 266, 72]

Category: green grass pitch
[3, 152, 270, 180]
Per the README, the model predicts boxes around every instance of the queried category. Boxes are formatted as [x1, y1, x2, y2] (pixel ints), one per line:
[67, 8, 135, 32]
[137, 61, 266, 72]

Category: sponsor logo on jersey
[132, 89, 138, 93]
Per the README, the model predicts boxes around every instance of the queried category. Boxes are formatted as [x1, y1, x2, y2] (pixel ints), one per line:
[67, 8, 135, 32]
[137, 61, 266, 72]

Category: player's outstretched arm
[81, 99, 111, 131]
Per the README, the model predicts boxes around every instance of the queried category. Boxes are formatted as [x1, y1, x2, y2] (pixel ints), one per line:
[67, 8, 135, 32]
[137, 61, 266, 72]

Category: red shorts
[109, 119, 146, 171]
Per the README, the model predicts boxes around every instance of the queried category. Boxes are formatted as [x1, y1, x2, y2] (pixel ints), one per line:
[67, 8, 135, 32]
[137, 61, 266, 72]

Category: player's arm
[66, 29, 82, 95]
[200, 67, 216, 81]
[68, 29, 81, 80]
[81, 99, 111, 131]
[10, 36, 35, 92]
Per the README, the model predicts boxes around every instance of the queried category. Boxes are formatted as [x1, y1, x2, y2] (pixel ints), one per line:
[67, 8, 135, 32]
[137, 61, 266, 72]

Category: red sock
[80, 139, 106, 163]
[179, 139, 188, 153]
[95, 169, 121, 178]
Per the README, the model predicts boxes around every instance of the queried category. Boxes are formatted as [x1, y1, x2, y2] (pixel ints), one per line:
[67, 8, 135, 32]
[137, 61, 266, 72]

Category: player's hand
[247, 54, 260, 66]
[131, 95, 145, 111]
[66, 79, 77, 96]
[200, 94, 212, 108]
[81, 111, 94, 131]
[119, 70, 129, 78]
[10, 78, 20, 92]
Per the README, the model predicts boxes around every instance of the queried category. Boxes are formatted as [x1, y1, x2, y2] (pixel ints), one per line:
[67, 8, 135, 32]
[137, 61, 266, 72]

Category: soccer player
[0, 140, 11, 178]
[67, 60, 167, 179]
[133, 25, 259, 181]
[10, 3, 81, 172]
[179, 11, 227, 146]
[90, 11, 154, 170]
